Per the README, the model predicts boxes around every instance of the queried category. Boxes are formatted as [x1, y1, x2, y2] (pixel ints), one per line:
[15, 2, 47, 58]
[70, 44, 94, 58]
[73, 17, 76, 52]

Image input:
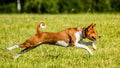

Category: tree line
[0, 0, 120, 13]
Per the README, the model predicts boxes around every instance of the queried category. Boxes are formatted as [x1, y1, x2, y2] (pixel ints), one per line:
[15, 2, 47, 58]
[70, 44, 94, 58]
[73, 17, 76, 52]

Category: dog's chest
[74, 32, 82, 43]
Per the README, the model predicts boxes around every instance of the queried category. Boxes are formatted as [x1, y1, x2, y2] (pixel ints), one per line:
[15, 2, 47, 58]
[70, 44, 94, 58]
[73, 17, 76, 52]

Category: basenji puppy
[6, 21, 101, 59]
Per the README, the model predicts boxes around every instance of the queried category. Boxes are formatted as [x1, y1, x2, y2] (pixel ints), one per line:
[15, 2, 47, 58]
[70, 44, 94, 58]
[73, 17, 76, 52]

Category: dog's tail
[37, 21, 46, 33]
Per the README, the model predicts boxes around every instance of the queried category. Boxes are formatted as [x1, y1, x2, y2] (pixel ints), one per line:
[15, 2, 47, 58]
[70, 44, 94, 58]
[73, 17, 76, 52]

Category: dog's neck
[82, 27, 87, 38]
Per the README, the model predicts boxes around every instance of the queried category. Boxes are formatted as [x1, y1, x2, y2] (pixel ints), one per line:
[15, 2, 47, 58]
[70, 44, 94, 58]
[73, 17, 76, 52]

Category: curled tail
[37, 21, 46, 33]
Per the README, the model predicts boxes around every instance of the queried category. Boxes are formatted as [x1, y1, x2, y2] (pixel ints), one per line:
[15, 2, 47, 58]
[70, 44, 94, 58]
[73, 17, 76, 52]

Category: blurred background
[0, 0, 120, 14]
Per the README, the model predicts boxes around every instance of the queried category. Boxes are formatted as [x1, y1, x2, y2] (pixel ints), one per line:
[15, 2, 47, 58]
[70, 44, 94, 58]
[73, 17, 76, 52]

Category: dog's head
[85, 23, 101, 41]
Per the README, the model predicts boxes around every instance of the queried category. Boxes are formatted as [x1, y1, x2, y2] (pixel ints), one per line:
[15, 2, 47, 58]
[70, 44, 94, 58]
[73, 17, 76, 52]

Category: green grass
[0, 13, 120, 68]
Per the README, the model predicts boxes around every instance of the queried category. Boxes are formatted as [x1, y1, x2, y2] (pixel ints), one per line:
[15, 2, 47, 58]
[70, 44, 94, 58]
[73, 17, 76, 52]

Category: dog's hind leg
[6, 45, 19, 51]
[12, 47, 35, 59]
[12, 44, 40, 59]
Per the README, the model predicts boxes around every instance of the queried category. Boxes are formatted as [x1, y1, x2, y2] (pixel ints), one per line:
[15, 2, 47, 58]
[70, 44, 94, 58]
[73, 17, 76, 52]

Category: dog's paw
[6, 47, 11, 51]
[12, 56, 18, 59]
[92, 43, 97, 50]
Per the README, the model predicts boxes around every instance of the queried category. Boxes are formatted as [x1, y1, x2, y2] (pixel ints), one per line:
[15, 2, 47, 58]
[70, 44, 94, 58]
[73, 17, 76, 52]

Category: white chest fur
[74, 32, 82, 44]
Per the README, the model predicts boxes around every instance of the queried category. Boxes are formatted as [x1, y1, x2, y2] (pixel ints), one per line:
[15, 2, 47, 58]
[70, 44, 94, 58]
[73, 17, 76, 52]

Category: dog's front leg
[74, 43, 93, 55]
[91, 42, 96, 50]
[81, 42, 96, 50]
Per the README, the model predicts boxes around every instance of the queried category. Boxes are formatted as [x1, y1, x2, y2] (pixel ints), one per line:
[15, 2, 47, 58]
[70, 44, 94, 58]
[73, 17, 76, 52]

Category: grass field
[0, 13, 120, 68]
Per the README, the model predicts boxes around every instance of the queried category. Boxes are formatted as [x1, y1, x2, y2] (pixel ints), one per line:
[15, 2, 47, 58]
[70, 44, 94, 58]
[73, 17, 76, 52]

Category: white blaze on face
[56, 41, 69, 47]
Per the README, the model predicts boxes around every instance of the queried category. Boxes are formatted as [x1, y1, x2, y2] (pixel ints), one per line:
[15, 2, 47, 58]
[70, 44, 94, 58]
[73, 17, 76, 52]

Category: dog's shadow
[42, 54, 60, 59]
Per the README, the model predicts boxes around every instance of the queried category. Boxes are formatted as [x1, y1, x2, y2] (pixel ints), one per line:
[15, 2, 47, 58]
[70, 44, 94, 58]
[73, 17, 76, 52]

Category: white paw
[12, 53, 22, 59]
[6, 47, 11, 51]
[12, 56, 18, 59]
[92, 43, 97, 50]
[89, 51, 94, 55]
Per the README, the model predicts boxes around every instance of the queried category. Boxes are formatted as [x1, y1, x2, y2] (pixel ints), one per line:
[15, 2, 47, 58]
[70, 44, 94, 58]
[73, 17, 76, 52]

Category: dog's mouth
[91, 37, 96, 41]
[91, 36, 101, 42]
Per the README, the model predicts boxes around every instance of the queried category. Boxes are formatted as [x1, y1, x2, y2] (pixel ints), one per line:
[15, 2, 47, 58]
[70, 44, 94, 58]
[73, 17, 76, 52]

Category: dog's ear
[92, 23, 96, 27]
[86, 23, 96, 31]
[86, 23, 93, 29]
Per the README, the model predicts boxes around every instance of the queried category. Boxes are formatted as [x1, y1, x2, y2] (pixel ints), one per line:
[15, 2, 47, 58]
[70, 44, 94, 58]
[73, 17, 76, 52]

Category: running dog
[6, 21, 101, 59]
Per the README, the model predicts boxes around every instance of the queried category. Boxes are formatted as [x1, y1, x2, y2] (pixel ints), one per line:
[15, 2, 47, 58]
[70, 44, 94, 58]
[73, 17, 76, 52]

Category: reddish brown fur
[85, 23, 100, 41]
[19, 22, 100, 48]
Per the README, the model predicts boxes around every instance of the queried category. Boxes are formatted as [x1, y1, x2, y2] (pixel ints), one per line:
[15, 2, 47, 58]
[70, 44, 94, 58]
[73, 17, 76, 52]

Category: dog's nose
[99, 36, 101, 38]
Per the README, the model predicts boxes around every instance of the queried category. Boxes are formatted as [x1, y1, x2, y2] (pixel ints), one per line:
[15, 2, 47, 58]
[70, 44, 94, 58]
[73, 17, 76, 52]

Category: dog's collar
[82, 27, 86, 38]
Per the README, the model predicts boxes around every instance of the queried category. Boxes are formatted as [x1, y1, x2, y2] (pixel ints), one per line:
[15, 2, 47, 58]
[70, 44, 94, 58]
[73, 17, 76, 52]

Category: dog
[6, 21, 101, 59]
